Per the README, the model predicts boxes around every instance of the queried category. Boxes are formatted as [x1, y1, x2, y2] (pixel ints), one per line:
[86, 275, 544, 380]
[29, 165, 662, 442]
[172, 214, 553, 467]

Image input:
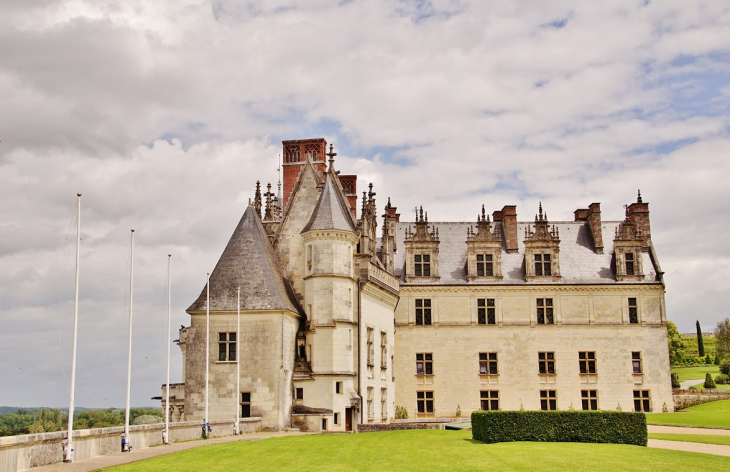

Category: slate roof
[187, 205, 299, 313]
[301, 173, 356, 233]
[392, 220, 659, 285]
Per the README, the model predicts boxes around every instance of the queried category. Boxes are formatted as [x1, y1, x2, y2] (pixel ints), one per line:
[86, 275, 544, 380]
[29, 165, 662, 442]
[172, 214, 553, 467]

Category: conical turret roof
[187, 205, 299, 313]
[301, 173, 356, 233]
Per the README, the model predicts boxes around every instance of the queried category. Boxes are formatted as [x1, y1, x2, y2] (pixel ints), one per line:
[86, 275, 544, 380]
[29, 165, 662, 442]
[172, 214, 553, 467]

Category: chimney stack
[627, 190, 650, 250]
[494, 205, 518, 253]
[575, 203, 604, 253]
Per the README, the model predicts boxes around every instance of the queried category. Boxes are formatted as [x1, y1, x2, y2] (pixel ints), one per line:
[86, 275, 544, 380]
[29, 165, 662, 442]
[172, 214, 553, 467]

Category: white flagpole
[235, 287, 240, 434]
[123, 229, 135, 452]
[205, 272, 210, 436]
[65, 193, 81, 462]
[164, 254, 172, 444]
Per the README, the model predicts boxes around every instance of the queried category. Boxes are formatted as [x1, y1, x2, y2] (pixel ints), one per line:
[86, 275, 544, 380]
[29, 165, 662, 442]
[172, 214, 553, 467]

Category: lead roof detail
[187, 205, 299, 313]
[301, 173, 356, 234]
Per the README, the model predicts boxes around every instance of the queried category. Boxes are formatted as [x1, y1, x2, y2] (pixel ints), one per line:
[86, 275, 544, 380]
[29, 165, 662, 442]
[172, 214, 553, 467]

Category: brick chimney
[338, 174, 358, 218]
[493, 205, 518, 253]
[575, 203, 604, 253]
[282, 138, 328, 210]
[627, 190, 650, 250]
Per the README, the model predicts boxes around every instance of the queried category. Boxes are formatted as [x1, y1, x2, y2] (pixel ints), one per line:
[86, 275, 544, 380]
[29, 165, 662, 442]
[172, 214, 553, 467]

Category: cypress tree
[697, 320, 705, 357]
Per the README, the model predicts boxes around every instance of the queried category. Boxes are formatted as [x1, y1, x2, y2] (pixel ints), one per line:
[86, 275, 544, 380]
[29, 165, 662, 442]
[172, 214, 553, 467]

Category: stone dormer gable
[187, 204, 299, 314]
[404, 207, 440, 283]
[614, 208, 644, 282]
[301, 172, 356, 234]
[524, 203, 561, 282]
[466, 205, 503, 281]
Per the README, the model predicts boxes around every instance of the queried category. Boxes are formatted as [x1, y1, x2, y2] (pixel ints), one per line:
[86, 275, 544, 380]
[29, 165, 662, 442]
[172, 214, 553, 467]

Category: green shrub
[706, 354, 712, 365]
[671, 372, 681, 388]
[471, 411, 647, 446]
[704, 372, 717, 389]
[716, 355, 722, 365]
[395, 405, 409, 419]
[715, 374, 729, 385]
[720, 359, 730, 376]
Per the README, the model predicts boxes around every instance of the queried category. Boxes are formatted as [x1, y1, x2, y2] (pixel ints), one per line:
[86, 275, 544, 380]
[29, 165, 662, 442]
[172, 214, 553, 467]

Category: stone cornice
[397, 284, 664, 294]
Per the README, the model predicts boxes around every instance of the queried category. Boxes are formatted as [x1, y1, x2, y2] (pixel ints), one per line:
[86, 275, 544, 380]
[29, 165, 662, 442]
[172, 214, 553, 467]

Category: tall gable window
[614, 213, 644, 282]
[404, 207, 440, 283]
[524, 203, 561, 282]
[466, 206, 503, 282]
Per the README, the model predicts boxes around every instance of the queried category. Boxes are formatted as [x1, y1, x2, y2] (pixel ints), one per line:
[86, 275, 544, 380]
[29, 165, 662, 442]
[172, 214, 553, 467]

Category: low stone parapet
[672, 388, 730, 410]
[0, 418, 262, 472]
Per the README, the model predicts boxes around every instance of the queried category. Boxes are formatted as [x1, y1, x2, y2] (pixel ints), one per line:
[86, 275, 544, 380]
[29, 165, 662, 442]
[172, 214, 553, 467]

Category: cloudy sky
[2, 0, 729, 408]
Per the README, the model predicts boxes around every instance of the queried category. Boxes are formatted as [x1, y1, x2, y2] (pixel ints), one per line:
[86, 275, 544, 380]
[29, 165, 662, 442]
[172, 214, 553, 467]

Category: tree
[716, 318, 730, 361]
[667, 321, 685, 365]
[697, 320, 705, 357]
[706, 354, 712, 365]
[704, 372, 716, 389]
[716, 355, 721, 365]
[671, 372, 681, 388]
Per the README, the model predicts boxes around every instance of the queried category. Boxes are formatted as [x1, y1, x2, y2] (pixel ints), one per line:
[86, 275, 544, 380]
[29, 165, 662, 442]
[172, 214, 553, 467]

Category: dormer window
[524, 203, 561, 282]
[614, 214, 644, 282]
[476, 254, 493, 276]
[625, 253, 634, 275]
[467, 206, 503, 282]
[404, 207, 440, 283]
[414, 254, 431, 277]
[534, 253, 552, 276]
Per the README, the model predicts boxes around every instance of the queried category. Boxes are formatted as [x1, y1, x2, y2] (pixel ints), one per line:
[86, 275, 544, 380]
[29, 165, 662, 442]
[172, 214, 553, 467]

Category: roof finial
[538, 201, 543, 221]
[486, 214, 490, 223]
[419, 206, 424, 222]
[481, 204, 486, 222]
[326, 144, 337, 171]
[637, 189, 642, 204]
[425, 211, 428, 223]
[254, 181, 262, 219]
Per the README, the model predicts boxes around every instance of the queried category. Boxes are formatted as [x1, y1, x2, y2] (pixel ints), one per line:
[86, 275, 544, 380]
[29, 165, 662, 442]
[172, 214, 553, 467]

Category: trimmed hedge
[471, 411, 647, 446]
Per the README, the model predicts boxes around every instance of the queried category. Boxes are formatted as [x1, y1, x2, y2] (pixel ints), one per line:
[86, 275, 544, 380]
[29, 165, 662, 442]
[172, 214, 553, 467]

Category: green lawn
[671, 365, 720, 382]
[648, 399, 730, 428]
[649, 433, 730, 446]
[109, 429, 730, 471]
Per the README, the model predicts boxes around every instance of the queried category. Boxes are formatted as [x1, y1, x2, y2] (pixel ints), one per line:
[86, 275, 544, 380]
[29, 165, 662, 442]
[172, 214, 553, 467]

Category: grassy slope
[110, 429, 730, 472]
[649, 433, 730, 446]
[671, 365, 720, 382]
[648, 399, 730, 428]
[681, 334, 716, 359]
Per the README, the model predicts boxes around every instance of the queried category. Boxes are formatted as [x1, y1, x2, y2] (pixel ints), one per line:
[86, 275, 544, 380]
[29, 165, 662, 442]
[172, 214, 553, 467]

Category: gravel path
[680, 379, 703, 389]
[649, 425, 730, 436]
[28, 430, 308, 472]
[649, 439, 730, 457]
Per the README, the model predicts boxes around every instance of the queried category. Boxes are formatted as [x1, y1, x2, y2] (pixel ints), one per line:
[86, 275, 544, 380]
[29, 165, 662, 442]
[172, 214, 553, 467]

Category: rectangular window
[381, 332, 387, 368]
[477, 298, 496, 325]
[381, 388, 387, 418]
[535, 253, 552, 276]
[536, 298, 554, 324]
[334, 412, 339, 425]
[625, 252, 635, 276]
[633, 390, 651, 412]
[218, 332, 236, 361]
[414, 254, 431, 277]
[632, 351, 643, 374]
[367, 328, 374, 366]
[306, 245, 312, 272]
[240, 392, 251, 418]
[476, 254, 494, 276]
[581, 390, 598, 411]
[417, 391, 434, 414]
[322, 418, 327, 431]
[415, 299, 432, 325]
[479, 352, 498, 375]
[367, 387, 374, 417]
[416, 353, 433, 375]
[480, 390, 499, 411]
[538, 352, 555, 375]
[579, 352, 596, 374]
[540, 390, 557, 410]
[628, 298, 638, 324]
[295, 388, 304, 400]
[335, 381, 342, 394]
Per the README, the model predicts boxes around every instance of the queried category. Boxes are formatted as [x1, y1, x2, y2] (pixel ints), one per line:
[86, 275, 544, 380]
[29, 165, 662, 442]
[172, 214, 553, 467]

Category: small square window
[479, 352, 498, 375]
[417, 391, 434, 414]
[540, 390, 557, 410]
[415, 299, 432, 325]
[632, 352, 642, 374]
[416, 353, 433, 375]
[579, 352, 596, 374]
[581, 390, 598, 411]
[538, 352, 555, 374]
[633, 390, 651, 412]
[477, 298, 496, 325]
[480, 390, 499, 411]
[536, 298, 554, 324]
[295, 388, 304, 400]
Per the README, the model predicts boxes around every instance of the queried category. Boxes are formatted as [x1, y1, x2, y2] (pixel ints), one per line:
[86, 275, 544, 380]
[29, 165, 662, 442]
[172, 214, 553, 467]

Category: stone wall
[673, 389, 730, 410]
[0, 418, 260, 472]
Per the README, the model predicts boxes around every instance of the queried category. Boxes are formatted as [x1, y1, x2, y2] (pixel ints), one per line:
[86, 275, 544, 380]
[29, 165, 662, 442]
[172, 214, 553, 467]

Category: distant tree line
[0, 407, 162, 437]
[668, 318, 730, 367]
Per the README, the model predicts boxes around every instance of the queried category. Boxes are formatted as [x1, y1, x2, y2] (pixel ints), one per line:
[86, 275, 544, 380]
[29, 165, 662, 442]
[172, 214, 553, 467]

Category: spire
[637, 189, 642, 204]
[302, 173, 356, 233]
[264, 183, 275, 220]
[254, 181, 262, 219]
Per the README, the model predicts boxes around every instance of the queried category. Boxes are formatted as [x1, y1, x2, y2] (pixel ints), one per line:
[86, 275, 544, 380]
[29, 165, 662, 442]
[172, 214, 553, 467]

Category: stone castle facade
[159, 137, 672, 431]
